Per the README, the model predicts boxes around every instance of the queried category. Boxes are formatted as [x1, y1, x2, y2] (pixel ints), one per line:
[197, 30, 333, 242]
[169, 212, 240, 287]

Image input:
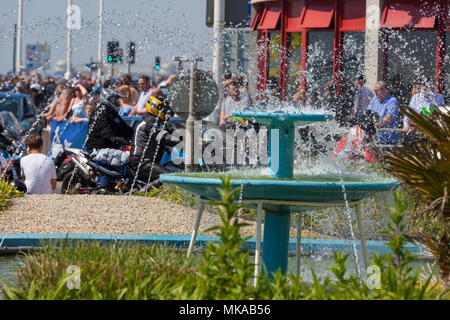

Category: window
[340, 32, 365, 100]
[24, 97, 36, 117]
[306, 31, 334, 100]
[286, 32, 303, 100]
[446, 32, 450, 102]
[386, 31, 437, 106]
[267, 31, 281, 99]
[0, 97, 20, 118]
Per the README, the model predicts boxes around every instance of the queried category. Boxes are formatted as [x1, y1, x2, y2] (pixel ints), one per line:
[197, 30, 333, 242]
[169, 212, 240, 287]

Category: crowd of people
[0, 71, 179, 194]
[0, 69, 447, 194]
[217, 71, 446, 162]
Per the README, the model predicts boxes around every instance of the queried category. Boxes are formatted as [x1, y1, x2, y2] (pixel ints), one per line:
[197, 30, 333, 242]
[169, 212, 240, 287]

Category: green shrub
[1, 180, 447, 300]
[138, 185, 197, 207]
[0, 179, 23, 211]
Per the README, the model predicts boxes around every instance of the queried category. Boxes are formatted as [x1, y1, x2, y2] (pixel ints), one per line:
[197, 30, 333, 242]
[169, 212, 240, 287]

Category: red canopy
[341, 0, 366, 31]
[250, 8, 262, 31]
[301, 0, 334, 28]
[381, 0, 437, 29]
[258, 3, 282, 30]
[285, 0, 307, 32]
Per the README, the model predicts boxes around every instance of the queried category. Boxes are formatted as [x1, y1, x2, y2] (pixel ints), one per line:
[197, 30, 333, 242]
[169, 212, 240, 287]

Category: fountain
[160, 110, 398, 277]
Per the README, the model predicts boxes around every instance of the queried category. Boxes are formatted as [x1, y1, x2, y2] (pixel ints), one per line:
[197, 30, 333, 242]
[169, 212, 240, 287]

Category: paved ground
[0, 194, 330, 238]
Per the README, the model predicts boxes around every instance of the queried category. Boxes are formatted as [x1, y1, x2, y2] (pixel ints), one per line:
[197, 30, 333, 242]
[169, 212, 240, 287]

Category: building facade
[249, 0, 449, 106]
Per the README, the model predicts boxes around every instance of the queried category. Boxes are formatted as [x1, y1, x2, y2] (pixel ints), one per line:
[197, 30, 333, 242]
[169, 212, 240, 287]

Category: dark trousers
[129, 156, 169, 183]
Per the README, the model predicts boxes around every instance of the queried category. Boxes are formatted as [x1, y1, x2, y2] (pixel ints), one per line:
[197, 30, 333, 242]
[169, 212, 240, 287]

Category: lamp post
[97, 0, 103, 86]
[13, 24, 17, 74]
[210, 0, 225, 125]
[175, 56, 203, 173]
[15, 0, 23, 75]
[64, 0, 73, 80]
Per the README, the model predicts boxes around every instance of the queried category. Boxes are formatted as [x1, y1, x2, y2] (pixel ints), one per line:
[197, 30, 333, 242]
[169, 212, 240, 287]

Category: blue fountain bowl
[232, 110, 334, 127]
[160, 173, 398, 210]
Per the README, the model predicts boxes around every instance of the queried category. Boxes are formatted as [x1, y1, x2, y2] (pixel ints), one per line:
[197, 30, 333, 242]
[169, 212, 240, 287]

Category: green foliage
[0, 179, 23, 211]
[1, 180, 447, 300]
[384, 105, 449, 285]
[138, 185, 197, 207]
[1, 241, 200, 300]
[179, 176, 257, 299]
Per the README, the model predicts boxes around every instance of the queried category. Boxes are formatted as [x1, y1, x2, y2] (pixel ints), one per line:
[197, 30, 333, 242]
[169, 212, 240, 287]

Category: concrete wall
[364, 0, 385, 90]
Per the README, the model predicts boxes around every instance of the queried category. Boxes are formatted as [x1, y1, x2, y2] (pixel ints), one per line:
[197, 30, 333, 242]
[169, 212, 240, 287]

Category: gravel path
[0, 195, 327, 238]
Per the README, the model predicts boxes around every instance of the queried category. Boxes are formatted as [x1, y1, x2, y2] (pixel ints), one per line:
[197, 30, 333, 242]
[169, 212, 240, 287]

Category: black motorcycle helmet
[99, 88, 124, 110]
[357, 110, 379, 136]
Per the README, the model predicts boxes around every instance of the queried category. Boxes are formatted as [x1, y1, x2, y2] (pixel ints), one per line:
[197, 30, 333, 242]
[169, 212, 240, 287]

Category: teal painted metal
[268, 126, 295, 178]
[0, 233, 428, 256]
[232, 110, 333, 127]
[262, 207, 291, 275]
[159, 175, 397, 204]
[160, 111, 398, 278]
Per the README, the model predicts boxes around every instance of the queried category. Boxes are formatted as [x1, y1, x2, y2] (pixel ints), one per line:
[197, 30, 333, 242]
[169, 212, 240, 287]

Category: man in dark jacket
[85, 89, 134, 191]
[85, 89, 133, 151]
[129, 96, 176, 187]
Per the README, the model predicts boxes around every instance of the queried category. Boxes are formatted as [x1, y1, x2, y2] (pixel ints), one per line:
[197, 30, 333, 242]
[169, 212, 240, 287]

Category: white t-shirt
[20, 153, 57, 194]
[221, 96, 247, 119]
[0, 154, 7, 169]
[136, 88, 152, 112]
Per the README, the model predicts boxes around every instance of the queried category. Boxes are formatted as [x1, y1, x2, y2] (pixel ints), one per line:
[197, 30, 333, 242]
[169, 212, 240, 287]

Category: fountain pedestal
[160, 110, 397, 278]
[264, 123, 296, 274]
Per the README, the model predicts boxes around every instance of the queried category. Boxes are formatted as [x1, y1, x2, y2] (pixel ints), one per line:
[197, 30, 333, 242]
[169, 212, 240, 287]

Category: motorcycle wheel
[61, 170, 87, 194]
[57, 161, 74, 182]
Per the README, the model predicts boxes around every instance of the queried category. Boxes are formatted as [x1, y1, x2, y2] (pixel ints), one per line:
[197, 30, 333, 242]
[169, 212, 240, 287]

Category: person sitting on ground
[20, 134, 57, 194]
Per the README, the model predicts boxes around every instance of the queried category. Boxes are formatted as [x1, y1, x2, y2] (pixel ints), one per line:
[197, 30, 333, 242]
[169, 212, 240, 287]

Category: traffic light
[155, 56, 161, 70]
[128, 42, 135, 64]
[107, 41, 121, 63]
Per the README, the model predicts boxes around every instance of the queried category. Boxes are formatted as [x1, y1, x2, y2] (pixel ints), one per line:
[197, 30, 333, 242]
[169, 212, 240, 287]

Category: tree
[384, 105, 449, 286]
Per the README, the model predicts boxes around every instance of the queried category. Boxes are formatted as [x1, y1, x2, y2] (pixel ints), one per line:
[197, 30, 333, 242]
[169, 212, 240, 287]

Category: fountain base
[262, 206, 291, 276]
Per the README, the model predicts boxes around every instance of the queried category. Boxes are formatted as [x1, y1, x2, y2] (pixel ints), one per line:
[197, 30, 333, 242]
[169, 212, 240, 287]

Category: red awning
[257, 3, 282, 30]
[286, 0, 307, 32]
[381, 0, 437, 29]
[301, 0, 334, 28]
[250, 8, 262, 31]
[341, 0, 366, 31]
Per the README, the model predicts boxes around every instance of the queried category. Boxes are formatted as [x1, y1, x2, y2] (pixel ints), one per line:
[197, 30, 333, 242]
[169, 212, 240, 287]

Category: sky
[0, 0, 214, 75]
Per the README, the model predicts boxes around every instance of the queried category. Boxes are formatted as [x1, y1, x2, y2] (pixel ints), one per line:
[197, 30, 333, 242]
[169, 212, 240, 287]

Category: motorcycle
[58, 142, 184, 195]
[0, 112, 27, 192]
